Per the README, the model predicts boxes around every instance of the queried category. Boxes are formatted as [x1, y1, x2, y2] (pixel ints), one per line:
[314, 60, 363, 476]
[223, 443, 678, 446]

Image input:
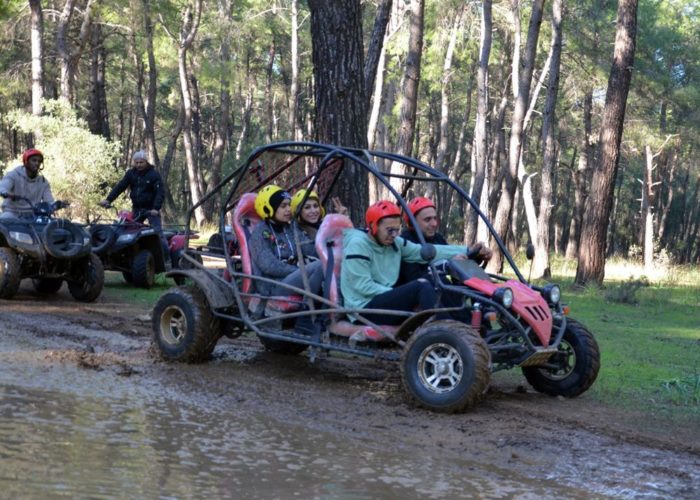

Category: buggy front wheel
[152, 286, 221, 362]
[522, 318, 600, 398]
[401, 320, 490, 413]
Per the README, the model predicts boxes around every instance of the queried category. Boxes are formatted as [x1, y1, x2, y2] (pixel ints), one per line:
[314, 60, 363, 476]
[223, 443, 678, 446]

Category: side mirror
[526, 243, 535, 260]
[420, 243, 436, 261]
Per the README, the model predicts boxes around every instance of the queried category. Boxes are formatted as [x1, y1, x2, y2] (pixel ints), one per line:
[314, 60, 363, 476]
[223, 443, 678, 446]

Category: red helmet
[22, 148, 44, 165]
[403, 197, 436, 226]
[365, 200, 401, 235]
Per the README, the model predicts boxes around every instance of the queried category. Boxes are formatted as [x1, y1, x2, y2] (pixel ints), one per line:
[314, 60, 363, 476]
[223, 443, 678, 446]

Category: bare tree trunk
[211, 0, 233, 196]
[565, 93, 593, 259]
[162, 106, 185, 211]
[289, 0, 300, 140]
[388, 0, 424, 193]
[642, 144, 655, 271]
[491, 0, 545, 272]
[308, 0, 368, 221]
[176, 0, 205, 226]
[364, 0, 393, 115]
[465, 0, 492, 244]
[658, 146, 678, 244]
[265, 40, 276, 143]
[57, 0, 94, 104]
[88, 23, 110, 139]
[576, 0, 639, 286]
[29, 0, 44, 117]
[533, 0, 563, 278]
[235, 51, 254, 160]
[142, 0, 159, 167]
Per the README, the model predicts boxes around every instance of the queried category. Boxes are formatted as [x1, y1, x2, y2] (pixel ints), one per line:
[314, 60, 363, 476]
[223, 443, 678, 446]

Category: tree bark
[364, 0, 393, 115]
[308, 0, 369, 222]
[289, 0, 300, 140]
[29, 0, 44, 117]
[176, 0, 205, 226]
[265, 40, 276, 143]
[465, 0, 492, 244]
[576, 0, 638, 286]
[641, 144, 655, 271]
[533, 0, 563, 278]
[491, 0, 545, 272]
[88, 23, 110, 139]
[211, 0, 233, 198]
[57, 0, 95, 104]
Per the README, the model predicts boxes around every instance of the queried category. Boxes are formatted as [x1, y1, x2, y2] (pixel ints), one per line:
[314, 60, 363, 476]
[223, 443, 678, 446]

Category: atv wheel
[522, 318, 600, 398]
[33, 277, 63, 294]
[90, 225, 115, 254]
[43, 220, 84, 258]
[132, 249, 155, 288]
[258, 336, 308, 355]
[0, 247, 21, 299]
[152, 286, 221, 362]
[68, 254, 104, 302]
[401, 320, 490, 413]
[207, 233, 224, 254]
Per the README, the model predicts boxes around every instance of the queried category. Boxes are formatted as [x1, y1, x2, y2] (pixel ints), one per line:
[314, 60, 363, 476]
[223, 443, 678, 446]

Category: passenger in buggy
[248, 185, 325, 299]
[290, 188, 347, 241]
[341, 200, 486, 326]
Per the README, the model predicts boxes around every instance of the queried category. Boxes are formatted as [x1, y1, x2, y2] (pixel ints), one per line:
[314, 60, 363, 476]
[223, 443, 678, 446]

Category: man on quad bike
[99, 150, 169, 264]
[341, 200, 492, 325]
[0, 149, 55, 219]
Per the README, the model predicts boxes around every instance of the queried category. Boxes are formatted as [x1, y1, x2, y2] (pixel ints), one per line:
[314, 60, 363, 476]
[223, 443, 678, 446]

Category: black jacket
[397, 228, 448, 285]
[106, 166, 164, 211]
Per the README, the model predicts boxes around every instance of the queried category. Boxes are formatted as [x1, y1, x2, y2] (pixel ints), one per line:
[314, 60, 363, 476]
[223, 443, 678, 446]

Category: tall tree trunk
[29, 0, 44, 117]
[142, 0, 159, 167]
[57, 0, 94, 104]
[211, 0, 233, 197]
[491, 0, 545, 272]
[658, 146, 677, 244]
[565, 92, 593, 259]
[88, 23, 110, 139]
[388, 0, 424, 194]
[265, 40, 276, 143]
[465, 0, 492, 244]
[308, 0, 368, 222]
[642, 144, 655, 271]
[533, 0, 563, 278]
[289, 0, 300, 140]
[177, 0, 205, 226]
[576, 0, 638, 286]
[162, 105, 185, 211]
[364, 0, 393, 115]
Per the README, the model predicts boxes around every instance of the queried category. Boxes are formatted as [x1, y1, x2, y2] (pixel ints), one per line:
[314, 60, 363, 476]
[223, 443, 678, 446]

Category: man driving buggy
[99, 150, 169, 264]
[341, 200, 493, 326]
[0, 148, 56, 219]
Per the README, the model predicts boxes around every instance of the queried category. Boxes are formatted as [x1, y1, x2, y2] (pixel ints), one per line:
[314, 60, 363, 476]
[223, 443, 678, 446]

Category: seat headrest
[233, 193, 260, 228]
[315, 214, 353, 276]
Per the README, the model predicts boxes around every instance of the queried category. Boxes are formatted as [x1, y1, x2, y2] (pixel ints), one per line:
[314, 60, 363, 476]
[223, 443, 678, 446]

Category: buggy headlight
[10, 231, 33, 244]
[543, 284, 561, 304]
[493, 287, 513, 308]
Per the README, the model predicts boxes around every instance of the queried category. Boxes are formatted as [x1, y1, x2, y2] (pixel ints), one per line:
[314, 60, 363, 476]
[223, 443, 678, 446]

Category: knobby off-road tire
[401, 320, 491, 413]
[32, 277, 63, 294]
[68, 254, 105, 302]
[0, 247, 21, 299]
[522, 318, 600, 398]
[43, 220, 84, 259]
[152, 286, 221, 363]
[89, 225, 115, 254]
[132, 249, 155, 288]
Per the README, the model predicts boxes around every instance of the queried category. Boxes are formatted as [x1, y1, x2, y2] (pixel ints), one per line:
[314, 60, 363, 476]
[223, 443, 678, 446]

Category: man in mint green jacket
[340, 200, 491, 325]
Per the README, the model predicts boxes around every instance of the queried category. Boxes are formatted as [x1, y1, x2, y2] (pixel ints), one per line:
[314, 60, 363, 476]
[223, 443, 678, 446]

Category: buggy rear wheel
[0, 247, 21, 299]
[132, 249, 155, 288]
[401, 320, 490, 413]
[33, 277, 63, 294]
[68, 254, 104, 302]
[152, 286, 221, 362]
[522, 318, 600, 398]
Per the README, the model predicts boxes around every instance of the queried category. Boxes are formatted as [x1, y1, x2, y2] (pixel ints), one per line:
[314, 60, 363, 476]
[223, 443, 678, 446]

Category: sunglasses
[384, 227, 401, 236]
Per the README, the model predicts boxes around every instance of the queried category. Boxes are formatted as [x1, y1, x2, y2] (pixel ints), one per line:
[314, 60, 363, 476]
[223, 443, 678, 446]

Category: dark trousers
[360, 280, 439, 326]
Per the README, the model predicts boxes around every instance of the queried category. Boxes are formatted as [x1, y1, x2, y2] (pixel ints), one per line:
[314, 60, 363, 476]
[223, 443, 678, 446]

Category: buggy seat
[231, 193, 304, 314]
[315, 214, 397, 342]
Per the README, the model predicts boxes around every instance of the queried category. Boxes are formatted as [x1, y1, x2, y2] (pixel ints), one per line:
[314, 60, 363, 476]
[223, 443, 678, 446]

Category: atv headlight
[493, 287, 514, 308]
[543, 284, 561, 304]
[10, 231, 33, 244]
[116, 233, 136, 244]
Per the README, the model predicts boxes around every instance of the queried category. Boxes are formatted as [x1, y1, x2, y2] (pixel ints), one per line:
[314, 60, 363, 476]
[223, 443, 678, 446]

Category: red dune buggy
[152, 142, 600, 413]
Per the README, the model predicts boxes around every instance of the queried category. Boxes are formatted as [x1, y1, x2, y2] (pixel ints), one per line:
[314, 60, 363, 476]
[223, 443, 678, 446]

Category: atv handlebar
[0, 192, 69, 214]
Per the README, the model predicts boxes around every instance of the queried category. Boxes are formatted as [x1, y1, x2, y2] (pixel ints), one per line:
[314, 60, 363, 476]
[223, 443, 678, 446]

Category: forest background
[0, 0, 698, 286]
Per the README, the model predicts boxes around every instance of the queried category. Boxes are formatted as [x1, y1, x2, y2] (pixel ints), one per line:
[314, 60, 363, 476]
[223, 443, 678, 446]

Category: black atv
[89, 207, 192, 288]
[0, 193, 104, 301]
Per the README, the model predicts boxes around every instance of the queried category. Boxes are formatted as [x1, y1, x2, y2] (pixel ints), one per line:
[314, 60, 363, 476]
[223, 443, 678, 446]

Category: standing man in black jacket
[99, 150, 169, 263]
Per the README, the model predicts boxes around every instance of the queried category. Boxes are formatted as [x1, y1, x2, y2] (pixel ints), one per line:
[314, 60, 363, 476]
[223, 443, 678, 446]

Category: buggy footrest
[329, 320, 398, 343]
[518, 347, 558, 367]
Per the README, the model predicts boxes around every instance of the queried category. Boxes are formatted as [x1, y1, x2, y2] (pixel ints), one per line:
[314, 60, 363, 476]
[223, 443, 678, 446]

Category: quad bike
[151, 142, 600, 413]
[0, 193, 104, 301]
[89, 207, 194, 288]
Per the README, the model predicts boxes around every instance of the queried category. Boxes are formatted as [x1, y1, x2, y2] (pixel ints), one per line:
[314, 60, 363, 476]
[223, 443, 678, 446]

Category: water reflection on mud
[0, 381, 581, 499]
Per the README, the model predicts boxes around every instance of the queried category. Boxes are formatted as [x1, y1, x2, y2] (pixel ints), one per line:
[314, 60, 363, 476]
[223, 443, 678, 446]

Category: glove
[53, 200, 70, 210]
[0, 192, 15, 200]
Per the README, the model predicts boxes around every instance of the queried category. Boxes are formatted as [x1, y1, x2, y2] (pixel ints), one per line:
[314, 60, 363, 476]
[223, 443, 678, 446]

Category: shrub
[604, 276, 650, 304]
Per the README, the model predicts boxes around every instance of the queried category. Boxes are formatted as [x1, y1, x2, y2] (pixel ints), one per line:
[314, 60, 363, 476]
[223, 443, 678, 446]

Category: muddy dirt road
[1, 282, 698, 498]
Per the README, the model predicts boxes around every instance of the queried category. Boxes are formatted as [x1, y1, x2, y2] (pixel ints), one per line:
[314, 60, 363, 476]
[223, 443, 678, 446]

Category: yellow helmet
[291, 189, 325, 219]
[255, 185, 289, 219]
